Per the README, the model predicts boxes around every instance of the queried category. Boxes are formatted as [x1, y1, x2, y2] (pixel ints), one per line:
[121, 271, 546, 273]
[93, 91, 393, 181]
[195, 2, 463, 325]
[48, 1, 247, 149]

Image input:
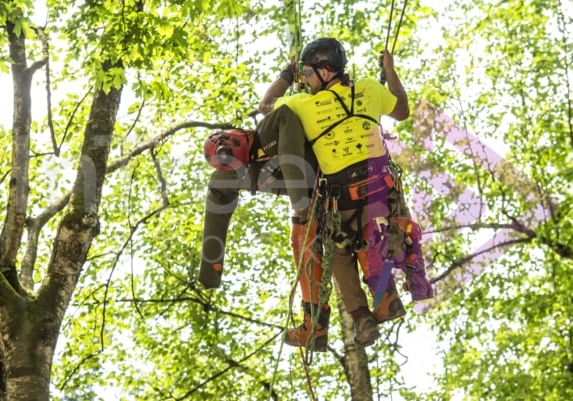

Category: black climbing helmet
[299, 37, 347, 72]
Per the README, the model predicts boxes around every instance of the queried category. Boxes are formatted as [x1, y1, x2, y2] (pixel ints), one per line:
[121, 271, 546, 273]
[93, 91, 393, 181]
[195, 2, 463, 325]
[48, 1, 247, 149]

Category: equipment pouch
[347, 174, 393, 201]
[389, 216, 422, 240]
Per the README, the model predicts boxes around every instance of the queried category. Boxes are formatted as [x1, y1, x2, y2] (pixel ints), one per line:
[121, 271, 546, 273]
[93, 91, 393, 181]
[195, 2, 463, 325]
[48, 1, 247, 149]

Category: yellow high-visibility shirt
[275, 78, 397, 174]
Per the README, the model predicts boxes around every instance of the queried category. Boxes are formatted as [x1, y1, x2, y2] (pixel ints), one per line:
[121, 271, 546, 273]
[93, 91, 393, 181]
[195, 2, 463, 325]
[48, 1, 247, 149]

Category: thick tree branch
[20, 193, 71, 288]
[1, 23, 51, 294]
[0, 21, 33, 296]
[431, 237, 532, 284]
[37, 70, 123, 322]
[106, 120, 233, 174]
[29, 26, 49, 76]
[538, 236, 573, 260]
[0, 274, 21, 307]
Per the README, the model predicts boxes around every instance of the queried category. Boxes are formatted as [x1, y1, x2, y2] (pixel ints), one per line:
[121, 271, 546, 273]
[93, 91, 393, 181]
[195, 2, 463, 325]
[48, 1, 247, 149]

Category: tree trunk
[338, 293, 373, 401]
[0, 82, 122, 400]
[0, 40, 122, 398]
[1, 298, 59, 401]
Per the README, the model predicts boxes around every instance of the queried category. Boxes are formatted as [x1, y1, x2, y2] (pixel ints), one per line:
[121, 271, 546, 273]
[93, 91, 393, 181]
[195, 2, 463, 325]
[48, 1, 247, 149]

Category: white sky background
[0, 0, 470, 399]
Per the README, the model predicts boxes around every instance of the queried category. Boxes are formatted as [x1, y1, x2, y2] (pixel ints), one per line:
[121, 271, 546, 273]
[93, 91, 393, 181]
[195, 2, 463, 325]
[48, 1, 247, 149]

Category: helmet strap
[311, 66, 328, 90]
[314, 67, 343, 90]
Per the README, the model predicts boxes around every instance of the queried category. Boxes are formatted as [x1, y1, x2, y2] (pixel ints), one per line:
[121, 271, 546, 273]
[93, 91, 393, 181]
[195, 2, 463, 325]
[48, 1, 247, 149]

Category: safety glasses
[300, 68, 315, 78]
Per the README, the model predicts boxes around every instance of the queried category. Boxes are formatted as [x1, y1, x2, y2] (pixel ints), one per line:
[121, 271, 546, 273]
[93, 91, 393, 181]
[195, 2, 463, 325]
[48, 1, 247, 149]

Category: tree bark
[0, 21, 33, 295]
[338, 292, 374, 401]
[0, 83, 122, 401]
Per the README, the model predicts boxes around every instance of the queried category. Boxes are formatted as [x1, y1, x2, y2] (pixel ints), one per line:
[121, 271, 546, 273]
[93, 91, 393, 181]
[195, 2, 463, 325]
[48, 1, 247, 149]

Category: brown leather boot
[373, 282, 406, 323]
[350, 306, 380, 347]
[284, 303, 330, 352]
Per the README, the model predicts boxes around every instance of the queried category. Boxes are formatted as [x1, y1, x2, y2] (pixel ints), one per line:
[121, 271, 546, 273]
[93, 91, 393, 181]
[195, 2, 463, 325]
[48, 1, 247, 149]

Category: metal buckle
[317, 177, 328, 197]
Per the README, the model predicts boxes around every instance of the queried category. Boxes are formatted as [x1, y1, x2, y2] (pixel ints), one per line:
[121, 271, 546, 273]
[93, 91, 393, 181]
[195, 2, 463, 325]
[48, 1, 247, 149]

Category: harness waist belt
[321, 157, 394, 202]
[323, 156, 390, 185]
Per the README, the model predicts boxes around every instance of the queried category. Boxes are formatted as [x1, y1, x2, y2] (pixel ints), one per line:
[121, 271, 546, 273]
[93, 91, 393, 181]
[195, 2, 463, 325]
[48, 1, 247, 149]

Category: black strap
[353, 207, 364, 251]
[336, 207, 366, 251]
[331, 85, 353, 116]
[251, 130, 263, 161]
[308, 85, 379, 146]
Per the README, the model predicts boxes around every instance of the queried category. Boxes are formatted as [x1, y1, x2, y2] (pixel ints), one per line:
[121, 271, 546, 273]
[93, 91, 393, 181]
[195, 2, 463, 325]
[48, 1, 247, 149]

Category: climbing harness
[301, 81, 409, 317]
[308, 85, 379, 147]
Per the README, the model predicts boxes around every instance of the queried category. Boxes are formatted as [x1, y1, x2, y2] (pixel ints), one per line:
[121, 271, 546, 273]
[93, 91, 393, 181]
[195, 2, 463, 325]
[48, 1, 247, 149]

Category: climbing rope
[380, 0, 409, 84]
[267, 2, 319, 399]
[268, 171, 323, 401]
[293, 0, 303, 55]
[303, 180, 337, 366]
[384, 0, 408, 53]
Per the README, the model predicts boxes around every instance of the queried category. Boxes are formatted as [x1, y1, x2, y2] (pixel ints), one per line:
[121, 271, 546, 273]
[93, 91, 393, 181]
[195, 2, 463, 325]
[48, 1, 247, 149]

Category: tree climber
[261, 37, 433, 350]
[200, 38, 433, 351]
[259, 56, 434, 319]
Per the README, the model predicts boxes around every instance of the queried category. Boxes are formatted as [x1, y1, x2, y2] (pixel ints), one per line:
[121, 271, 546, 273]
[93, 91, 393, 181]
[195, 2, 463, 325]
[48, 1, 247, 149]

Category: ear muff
[204, 129, 255, 170]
